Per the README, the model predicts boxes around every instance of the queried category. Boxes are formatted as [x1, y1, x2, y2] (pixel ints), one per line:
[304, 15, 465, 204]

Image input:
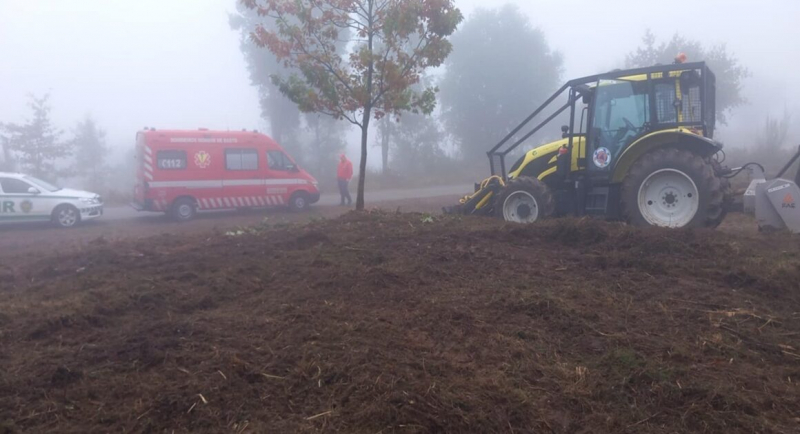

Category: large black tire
[289, 191, 310, 212]
[494, 176, 554, 223]
[171, 198, 197, 222]
[708, 158, 733, 228]
[621, 148, 726, 228]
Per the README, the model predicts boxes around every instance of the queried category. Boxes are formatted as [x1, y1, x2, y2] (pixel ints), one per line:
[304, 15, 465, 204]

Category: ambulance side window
[0, 178, 33, 194]
[225, 149, 259, 170]
[157, 150, 187, 170]
[267, 151, 295, 171]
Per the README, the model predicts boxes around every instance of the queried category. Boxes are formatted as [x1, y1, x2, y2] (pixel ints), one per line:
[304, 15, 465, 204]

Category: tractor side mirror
[561, 125, 569, 138]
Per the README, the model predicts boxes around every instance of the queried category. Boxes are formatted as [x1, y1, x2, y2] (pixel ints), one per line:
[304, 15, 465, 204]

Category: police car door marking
[1, 201, 15, 213]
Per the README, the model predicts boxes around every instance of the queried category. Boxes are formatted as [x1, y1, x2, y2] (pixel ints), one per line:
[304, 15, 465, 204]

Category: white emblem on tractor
[593, 147, 611, 168]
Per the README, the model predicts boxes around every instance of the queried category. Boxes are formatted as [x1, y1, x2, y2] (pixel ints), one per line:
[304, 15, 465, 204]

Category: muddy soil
[0, 210, 798, 433]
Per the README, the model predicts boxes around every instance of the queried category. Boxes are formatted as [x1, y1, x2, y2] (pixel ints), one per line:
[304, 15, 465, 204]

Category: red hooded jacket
[337, 155, 353, 181]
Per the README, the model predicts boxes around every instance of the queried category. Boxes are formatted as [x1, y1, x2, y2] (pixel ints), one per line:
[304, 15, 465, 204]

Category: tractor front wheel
[494, 176, 554, 223]
[621, 148, 726, 228]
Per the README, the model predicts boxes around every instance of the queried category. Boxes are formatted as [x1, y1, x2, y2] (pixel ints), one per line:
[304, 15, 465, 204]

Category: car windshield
[23, 175, 60, 192]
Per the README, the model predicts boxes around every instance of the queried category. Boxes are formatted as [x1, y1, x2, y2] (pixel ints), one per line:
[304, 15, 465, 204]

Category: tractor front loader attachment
[443, 176, 505, 216]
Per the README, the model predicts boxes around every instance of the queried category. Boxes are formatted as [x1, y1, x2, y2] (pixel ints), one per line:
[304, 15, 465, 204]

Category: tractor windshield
[591, 80, 650, 165]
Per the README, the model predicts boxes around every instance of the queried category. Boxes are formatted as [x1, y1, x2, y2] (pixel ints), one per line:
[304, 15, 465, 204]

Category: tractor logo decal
[20, 200, 33, 214]
[593, 147, 611, 168]
[782, 193, 796, 209]
[768, 183, 791, 193]
[194, 151, 211, 169]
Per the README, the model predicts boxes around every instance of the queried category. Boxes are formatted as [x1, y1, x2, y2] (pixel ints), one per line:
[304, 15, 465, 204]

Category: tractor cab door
[587, 79, 650, 175]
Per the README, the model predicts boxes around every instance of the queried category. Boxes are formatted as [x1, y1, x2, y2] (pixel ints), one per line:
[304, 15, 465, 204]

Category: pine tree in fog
[1, 94, 72, 180]
[71, 116, 109, 187]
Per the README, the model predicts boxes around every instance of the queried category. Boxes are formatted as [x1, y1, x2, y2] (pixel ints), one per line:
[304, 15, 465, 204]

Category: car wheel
[289, 192, 309, 212]
[52, 204, 81, 228]
[171, 198, 197, 222]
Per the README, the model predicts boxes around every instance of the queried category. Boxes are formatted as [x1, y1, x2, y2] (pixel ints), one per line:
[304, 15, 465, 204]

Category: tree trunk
[0, 142, 11, 171]
[381, 118, 390, 173]
[356, 114, 370, 211]
[356, 0, 374, 211]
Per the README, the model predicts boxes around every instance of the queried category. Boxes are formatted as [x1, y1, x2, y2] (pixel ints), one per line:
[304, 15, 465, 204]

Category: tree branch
[269, 11, 355, 96]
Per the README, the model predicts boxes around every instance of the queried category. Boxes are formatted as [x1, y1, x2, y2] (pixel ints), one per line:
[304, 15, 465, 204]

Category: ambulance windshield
[24, 175, 61, 192]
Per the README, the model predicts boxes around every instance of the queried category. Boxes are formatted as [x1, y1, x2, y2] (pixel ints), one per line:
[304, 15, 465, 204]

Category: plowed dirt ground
[1, 210, 799, 433]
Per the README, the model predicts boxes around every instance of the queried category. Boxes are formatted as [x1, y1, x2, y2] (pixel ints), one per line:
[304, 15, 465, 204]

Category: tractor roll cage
[487, 62, 716, 179]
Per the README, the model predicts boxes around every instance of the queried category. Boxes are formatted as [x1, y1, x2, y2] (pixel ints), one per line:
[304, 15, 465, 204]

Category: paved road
[102, 184, 471, 220]
[0, 185, 470, 263]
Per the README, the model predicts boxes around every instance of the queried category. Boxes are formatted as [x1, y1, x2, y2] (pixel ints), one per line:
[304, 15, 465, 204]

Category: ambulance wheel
[171, 198, 197, 222]
[52, 204, 81, 228]
[289, 192, 310, 212]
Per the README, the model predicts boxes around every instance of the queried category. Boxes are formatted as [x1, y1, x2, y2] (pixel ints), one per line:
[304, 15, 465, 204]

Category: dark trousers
[338, 178, 352, 205]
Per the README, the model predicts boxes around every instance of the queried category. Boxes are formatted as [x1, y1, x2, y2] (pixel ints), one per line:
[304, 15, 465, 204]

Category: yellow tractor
[448, 59, 732, 228]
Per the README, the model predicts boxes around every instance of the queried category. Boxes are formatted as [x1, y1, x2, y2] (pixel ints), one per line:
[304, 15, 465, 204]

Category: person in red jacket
[337, 154, 353, 206]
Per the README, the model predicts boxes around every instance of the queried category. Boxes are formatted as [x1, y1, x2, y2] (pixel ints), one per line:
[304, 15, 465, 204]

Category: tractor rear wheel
[494, 176, 554, 223]
[621, 148, 726, 228]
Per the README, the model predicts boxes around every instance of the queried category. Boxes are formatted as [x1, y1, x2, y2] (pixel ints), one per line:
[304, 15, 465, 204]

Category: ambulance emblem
[194, 151, 211, 168]
[20, 200, 33, 214]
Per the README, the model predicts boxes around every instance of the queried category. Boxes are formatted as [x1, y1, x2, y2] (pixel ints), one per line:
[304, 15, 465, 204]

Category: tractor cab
[450, 61, 729, 229]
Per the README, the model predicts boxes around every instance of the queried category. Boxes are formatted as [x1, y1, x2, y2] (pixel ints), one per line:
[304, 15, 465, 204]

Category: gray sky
[2, 0, 799, 165]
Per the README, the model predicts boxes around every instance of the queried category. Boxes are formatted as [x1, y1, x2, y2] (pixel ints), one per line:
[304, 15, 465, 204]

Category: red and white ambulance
[131, 129, 320, 221]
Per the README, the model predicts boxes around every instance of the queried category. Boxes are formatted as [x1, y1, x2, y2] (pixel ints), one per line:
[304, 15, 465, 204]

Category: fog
[1, 0, 799, 170]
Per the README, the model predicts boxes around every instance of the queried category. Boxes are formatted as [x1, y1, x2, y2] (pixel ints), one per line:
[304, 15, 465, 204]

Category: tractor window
[655, 82, 677, 123]
[591, 80, 650, 167]
[654, 75, 703, 124]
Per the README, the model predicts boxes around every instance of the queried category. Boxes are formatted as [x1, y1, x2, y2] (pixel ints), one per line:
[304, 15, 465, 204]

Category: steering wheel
[610, 117, 637, 143]
[622, 117, 637, 132]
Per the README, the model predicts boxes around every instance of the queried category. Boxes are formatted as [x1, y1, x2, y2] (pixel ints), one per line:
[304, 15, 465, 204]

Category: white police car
[0, 172, 103, 228]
